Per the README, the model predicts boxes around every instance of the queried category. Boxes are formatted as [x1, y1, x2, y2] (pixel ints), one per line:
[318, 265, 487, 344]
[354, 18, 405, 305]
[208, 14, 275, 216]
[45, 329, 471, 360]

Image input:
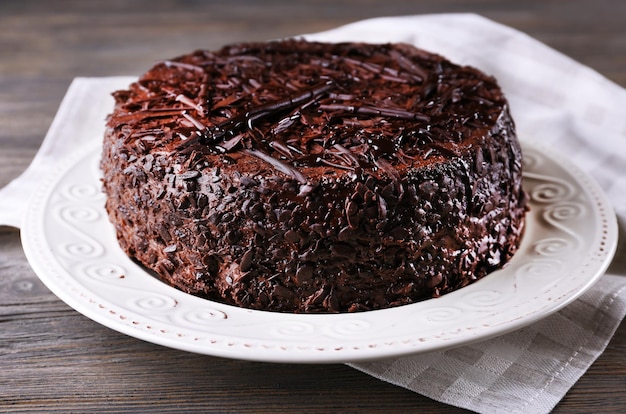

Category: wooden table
[1, 1, 624, 412]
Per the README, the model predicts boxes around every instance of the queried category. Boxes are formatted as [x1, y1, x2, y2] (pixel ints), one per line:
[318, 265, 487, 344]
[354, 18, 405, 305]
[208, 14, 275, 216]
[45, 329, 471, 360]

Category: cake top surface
[108, 39, 509, 182]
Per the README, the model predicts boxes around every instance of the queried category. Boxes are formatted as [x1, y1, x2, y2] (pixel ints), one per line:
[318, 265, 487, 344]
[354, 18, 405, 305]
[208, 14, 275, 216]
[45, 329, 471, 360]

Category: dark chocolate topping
[102, 40, 527, 313]
[110, 40, 505, 179]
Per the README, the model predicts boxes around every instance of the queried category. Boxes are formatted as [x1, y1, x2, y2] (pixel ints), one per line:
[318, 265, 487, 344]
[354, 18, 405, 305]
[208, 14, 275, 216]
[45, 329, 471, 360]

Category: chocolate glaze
[101, 40, 527, 313]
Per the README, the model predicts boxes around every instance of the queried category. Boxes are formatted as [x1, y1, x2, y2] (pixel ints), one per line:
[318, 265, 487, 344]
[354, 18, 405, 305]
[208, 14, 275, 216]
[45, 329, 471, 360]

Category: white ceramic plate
[21, 141, 617, 363]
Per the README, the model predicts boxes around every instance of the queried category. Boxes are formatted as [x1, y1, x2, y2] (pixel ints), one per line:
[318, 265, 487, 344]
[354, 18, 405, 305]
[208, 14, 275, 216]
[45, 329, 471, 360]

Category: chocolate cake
[101, 39, 527, 313]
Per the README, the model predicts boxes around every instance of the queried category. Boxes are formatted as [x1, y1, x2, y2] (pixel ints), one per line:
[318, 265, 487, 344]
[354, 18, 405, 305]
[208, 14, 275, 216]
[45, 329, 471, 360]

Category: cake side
[101, 40, 527, 313]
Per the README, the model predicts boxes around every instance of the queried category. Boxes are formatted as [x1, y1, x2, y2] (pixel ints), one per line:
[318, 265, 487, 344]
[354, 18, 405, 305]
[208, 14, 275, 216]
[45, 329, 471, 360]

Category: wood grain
[1, 0, 624, 412]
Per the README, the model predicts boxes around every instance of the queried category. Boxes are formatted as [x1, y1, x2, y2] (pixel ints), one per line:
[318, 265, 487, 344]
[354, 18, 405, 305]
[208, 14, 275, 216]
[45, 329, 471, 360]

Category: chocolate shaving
[318, 104, 430, 122]
[245, 148, 308, 183]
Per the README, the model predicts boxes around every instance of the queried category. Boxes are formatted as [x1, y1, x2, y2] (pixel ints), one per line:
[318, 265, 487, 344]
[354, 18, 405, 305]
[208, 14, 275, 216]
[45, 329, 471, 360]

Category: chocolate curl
[317, 103, 430, 122]
[201, 79, 335, 145]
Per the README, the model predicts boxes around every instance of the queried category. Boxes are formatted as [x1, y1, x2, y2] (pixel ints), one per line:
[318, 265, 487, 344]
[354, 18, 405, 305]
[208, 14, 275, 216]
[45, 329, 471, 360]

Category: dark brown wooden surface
[1, 1, 624, 412]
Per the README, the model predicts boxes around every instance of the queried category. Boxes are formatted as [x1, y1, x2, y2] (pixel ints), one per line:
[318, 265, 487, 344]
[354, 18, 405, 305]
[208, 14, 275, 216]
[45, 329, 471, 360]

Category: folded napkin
[350, 275, 626, 413]
[1, 13, 624, 414]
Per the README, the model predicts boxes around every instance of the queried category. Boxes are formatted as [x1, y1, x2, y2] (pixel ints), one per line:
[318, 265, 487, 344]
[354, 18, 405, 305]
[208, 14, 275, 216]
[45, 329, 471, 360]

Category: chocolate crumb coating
[101, 39, 527, 313]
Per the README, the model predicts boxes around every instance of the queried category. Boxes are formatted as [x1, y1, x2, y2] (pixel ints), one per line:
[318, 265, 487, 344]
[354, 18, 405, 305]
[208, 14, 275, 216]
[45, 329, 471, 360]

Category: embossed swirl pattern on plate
[59, 205, 101, 223]
[271, 321, 317, 338]
[55, 184, 106, 260]
[180, 308, 229, 325]
[461, 289, 508, 309]
[127, 294, 179, 313]
[82, 262, 127, 281]
[63, 183, 104, 202]
[516, 147, 588, 288]
[325, 319, 373, 338]
[58, 241, 104, 259]
[539, 201, 585, 252]
[515, 258, 564, 280]
[533, 237, 573, 256]
[422, 306, 465, 323]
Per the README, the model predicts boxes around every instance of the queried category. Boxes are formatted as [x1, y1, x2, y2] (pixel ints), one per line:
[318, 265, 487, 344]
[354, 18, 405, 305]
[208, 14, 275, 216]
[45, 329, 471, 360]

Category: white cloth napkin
[1, 13, 625, 414]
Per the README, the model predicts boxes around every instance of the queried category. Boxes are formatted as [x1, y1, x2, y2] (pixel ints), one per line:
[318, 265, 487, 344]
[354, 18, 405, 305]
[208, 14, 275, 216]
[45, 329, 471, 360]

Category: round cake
[101, 39, 527, 313]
